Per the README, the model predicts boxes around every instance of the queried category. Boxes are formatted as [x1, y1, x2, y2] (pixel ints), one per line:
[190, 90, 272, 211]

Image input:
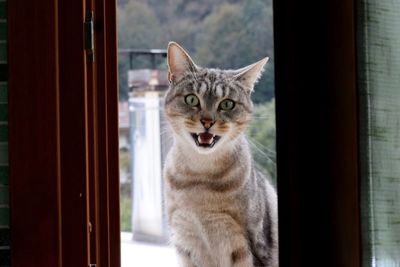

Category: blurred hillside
[117, 0, 274, 103]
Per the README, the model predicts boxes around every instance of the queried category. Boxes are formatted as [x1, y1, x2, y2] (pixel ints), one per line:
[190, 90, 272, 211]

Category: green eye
[185, 94, 200, 107]
[219, 99, 235, 110]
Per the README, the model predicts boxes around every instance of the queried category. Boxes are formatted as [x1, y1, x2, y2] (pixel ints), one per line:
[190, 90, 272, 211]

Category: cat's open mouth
[190, 132, 221, 148]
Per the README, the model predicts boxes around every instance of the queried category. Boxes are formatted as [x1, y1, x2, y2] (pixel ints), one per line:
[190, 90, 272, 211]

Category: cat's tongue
[198, 132, 214, 144]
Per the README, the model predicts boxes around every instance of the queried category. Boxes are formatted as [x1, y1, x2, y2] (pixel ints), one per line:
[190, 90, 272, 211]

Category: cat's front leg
[230, 246, 254, 267]
[175, 246, 197, 267]
[175, 243, 218, 267]
[204, 216, 254, 267]
[209, 233, 253, 267]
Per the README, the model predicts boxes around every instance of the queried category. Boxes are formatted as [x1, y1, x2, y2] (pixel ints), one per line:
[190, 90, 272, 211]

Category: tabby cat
[164, 42, 278, 267]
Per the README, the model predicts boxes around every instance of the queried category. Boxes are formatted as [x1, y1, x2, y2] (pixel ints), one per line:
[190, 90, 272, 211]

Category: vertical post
[58, 0, 91, 266]
[129, 52, 133, 70]
[151, 54, 156, 70]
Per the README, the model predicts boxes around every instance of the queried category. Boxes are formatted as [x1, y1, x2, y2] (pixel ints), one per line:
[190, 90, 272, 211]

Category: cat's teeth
[198, 134, 214, 144]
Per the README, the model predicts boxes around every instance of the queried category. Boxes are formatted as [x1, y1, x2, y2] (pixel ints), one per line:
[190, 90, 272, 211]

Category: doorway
[116, 1, 276, 266]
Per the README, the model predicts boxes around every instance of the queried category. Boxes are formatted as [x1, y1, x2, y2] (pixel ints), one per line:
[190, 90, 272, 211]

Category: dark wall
[0, 0, 10, 266]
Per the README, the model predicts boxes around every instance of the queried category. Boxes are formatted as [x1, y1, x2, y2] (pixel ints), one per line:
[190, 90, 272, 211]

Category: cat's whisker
[249, 149, 276, 165]
[159, 127, 173, 135]
[251, 116, 271, 119]
[247, 137, 276, 156]
[247, 139, 276, 165]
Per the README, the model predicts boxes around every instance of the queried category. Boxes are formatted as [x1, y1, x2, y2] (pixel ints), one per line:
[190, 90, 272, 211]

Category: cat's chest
[167, 184, 240, 208]
[166, 185, 246, 232]
[165, 170, 246, 208]
[164, 151, 250, 219]
[164, 171, 248, 221]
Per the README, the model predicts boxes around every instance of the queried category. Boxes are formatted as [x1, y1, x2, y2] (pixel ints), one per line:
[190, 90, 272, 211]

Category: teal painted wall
[0, 0, 9, 266]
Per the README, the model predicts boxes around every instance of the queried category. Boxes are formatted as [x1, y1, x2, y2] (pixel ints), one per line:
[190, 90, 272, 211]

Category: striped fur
[164, 42, 278, 267]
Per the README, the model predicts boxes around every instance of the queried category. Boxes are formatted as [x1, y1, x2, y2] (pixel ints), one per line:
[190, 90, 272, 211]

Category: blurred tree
[241, 0, 274, 102]
[195, 4, 245, 68]
[117, 0, 274, 102]
[195, 1, 274, 102]
[117, 1, 162, 49]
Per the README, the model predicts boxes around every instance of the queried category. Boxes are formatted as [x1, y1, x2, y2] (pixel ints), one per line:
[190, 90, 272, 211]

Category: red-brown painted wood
[92, 0, 121, 266]
[9, 0, 93, 266]
[103, 1, 122, 266]
[10, 0, 121, 266]
[58, 0, 91, 266]
[8, 1, 62, 266]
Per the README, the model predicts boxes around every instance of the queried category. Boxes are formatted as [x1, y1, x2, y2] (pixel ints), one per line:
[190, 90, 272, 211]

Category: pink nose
[200, 118, 215, 129]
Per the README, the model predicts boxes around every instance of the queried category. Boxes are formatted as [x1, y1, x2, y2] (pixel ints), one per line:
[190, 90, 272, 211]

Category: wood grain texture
[58, 0, 91, 266]
[9, 0, 119, 266]
[103, 0, 121, 265]
[89, 0, 120, 266]
[10, 0, 92, 266]
[8, 0, 62, 266]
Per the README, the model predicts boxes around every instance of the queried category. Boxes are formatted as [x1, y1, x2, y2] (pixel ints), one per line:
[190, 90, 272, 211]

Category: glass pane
[358, 0, 400, 265]
[117, 1, 276, 266]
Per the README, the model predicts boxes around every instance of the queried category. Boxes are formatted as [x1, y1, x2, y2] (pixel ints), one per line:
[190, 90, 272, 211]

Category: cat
[163, 41, 278, 267]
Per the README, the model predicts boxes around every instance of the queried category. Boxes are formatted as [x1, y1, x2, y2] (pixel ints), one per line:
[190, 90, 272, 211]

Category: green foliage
[119, 151, 132, 231]
[117, 2, 163, 49]
[195, 4, 244, 67]
[119, 150, 130, 174]
[117, 0, 274, 102]
[247, 99, 276, 183]
[120, 190, 132, 232]
[195, 1, 274, 103]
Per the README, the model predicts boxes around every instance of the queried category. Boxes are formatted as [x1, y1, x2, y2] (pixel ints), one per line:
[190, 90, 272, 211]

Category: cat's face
[165, 42, 268, 154]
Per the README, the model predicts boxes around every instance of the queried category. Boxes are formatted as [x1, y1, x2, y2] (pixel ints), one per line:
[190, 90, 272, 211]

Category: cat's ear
[233, 57, 269, 93]
[167, 42, 197, 83]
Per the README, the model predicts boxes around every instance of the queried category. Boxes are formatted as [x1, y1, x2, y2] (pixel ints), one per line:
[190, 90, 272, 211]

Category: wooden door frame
[274, 0, 361, 266]
[8, 0, 120, 266]
[8, 0, 62, 265]
[9, 0, 361, 266]
[89, 0, 121, 266]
